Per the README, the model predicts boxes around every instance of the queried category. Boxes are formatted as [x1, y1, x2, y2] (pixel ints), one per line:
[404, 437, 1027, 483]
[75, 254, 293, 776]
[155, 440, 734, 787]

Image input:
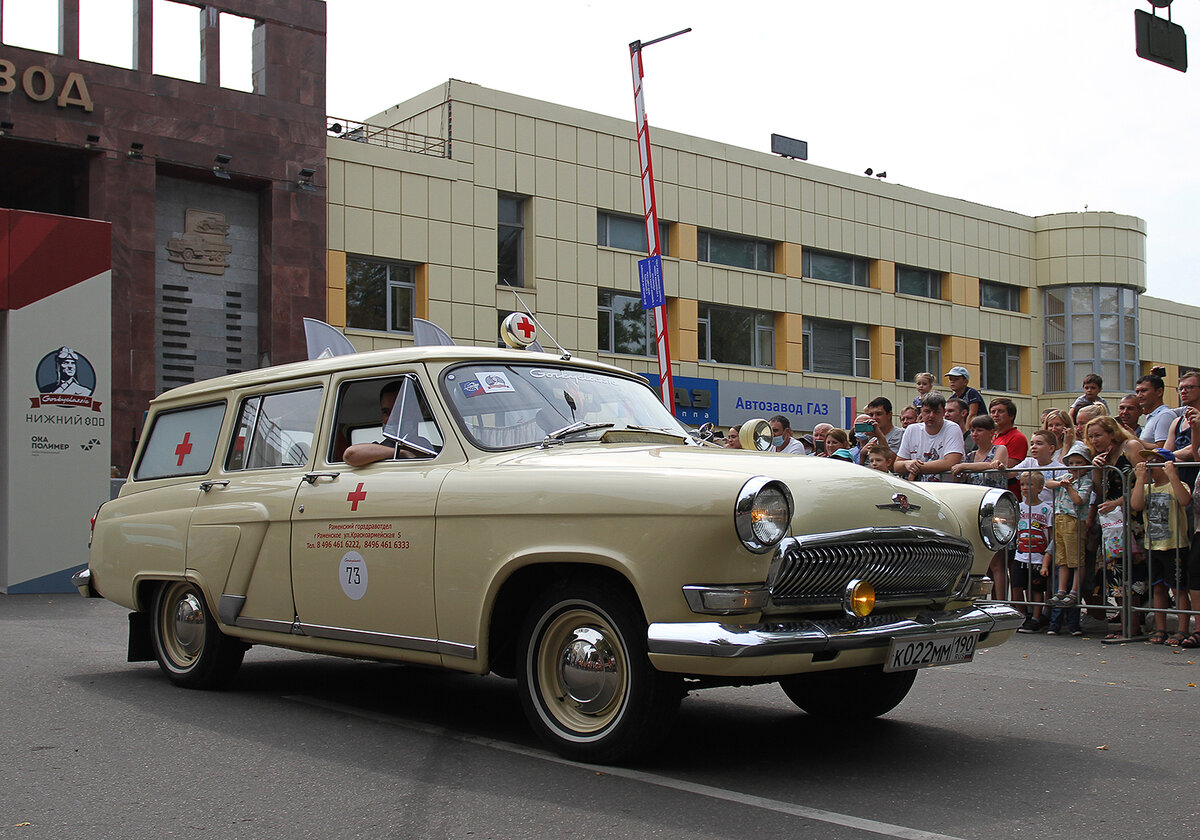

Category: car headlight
[738, 418, 774, 452]
[979, 488, 1018, 550]
[735, 477, 793, 553]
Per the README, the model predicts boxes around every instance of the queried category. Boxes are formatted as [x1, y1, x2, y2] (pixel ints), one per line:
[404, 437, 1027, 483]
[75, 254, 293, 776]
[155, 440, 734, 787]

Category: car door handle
[199, 480, 229, 492]
[303, 471, 341, 485]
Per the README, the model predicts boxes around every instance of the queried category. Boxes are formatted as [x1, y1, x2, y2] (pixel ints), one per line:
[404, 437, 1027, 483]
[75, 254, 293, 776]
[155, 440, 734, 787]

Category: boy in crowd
[1015, 471, 1053, 633]
[1046, 443, 1094, 633]
[1068, 373, 1108, 422]
[1013, 429, 1067, 506]
[867, 446, 896, 473]
[1131, 454, 1192, 644]
[945, 366, 985, 421]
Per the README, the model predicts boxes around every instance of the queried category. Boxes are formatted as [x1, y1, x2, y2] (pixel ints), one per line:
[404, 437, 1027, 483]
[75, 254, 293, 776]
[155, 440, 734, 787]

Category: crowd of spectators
[717, 366, 1200, 644]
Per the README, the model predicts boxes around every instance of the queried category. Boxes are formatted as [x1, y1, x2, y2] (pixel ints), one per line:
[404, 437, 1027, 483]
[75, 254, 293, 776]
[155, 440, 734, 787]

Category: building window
[598, 289, 655, 356]
[896, 266, 942, 299]
[498, 194, 526, 287]
[980, 280, 1021, 312]
[1043, 285, 1138, 393]
[597, 212, 669, 256]
[802, 319, 870, 377]
[698, 304, 774, 368]
[801, 249, 869, 287]
[895, 330, 941, 382]
[697, 230, 774, 272]
[346, 257, 416, 333]
[980, 342, 1021, 392]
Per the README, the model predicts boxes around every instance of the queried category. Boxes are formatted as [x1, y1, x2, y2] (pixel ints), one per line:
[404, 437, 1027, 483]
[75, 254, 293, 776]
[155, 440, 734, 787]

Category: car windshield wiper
[540, 421, 614, 447]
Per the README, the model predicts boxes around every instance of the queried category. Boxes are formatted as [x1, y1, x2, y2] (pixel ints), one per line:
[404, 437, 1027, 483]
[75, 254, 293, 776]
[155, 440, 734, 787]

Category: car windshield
[442, 363, 688, 450]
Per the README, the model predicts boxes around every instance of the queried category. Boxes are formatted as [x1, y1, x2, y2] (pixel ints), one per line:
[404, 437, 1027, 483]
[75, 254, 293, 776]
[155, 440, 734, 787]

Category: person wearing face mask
[769, 414, 808, 454]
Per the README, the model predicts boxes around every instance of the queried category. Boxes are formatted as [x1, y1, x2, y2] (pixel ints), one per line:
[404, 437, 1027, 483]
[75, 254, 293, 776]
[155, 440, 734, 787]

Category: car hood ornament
[876, 493, 921, 514]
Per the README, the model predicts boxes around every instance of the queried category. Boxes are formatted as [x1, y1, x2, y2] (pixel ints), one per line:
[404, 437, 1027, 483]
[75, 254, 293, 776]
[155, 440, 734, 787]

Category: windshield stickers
[530, 368, 611, 385]
[475, 371, 516, 393]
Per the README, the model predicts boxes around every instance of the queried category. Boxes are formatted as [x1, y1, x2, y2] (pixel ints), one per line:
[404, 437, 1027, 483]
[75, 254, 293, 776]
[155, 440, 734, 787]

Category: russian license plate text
[884, 633, 977, 672]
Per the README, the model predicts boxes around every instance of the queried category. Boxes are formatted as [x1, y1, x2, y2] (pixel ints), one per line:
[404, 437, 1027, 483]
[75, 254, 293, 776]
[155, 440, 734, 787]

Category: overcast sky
[4, 0, 1195, 309]
[326, 0, 1199, 309]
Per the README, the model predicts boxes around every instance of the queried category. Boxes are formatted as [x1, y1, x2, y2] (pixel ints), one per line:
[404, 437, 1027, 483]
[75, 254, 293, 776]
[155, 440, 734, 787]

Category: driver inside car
[343, 380, 438, 466]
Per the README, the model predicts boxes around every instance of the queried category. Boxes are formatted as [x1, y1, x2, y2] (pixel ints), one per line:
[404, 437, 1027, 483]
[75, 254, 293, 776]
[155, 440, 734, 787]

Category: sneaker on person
[1036, 613, 1051, 631]
[1047, 623, 1061, 635]
[1068, 625, 1084, 636]
[1018, 615, 1039, 633]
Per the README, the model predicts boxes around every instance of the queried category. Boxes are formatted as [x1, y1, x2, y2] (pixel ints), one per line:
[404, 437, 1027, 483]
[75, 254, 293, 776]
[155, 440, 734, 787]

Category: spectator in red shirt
[990, 397, 1028, 498]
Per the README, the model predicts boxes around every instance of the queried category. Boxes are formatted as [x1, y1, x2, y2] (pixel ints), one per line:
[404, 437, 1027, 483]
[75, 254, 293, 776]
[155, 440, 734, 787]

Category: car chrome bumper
[647, 603, 1024, 658]
[71, 567, 99, 598]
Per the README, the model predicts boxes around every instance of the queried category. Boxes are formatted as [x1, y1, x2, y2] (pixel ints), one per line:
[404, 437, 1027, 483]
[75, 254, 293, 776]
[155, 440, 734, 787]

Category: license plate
[884, 632, 978, 672]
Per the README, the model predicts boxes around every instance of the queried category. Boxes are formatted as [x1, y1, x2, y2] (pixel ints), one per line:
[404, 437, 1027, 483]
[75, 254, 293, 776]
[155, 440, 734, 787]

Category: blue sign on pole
[638, 255, 665, 310]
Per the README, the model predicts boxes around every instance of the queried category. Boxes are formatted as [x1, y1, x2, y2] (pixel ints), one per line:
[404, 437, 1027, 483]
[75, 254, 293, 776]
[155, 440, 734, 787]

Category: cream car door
[289, 372, 449, 664]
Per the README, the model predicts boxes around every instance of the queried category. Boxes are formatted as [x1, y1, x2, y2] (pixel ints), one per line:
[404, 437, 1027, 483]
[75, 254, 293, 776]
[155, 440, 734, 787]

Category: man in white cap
[945, 366, 985, 422]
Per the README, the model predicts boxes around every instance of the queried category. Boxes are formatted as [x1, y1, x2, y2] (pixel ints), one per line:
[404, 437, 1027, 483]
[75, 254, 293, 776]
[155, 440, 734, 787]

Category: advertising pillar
[1, 210, 112, 593]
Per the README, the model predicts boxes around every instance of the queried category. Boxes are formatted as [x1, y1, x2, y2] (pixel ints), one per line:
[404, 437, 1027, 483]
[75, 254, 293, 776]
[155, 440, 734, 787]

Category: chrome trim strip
[234, 616, 296, 634]
[218, 594, 246, 625]
[294, 622, 478, 660]
[647, 603, 1025, 659]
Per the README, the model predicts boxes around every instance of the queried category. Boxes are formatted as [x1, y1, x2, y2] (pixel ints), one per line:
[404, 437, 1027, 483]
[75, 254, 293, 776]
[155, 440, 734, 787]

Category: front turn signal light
[843, 579, 875, 617]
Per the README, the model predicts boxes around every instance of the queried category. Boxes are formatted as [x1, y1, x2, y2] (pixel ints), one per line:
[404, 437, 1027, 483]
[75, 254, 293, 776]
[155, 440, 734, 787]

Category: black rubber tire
[779, 665, 917, 719]
[149, 581, 245, 689]
[517, 577, 681, 764]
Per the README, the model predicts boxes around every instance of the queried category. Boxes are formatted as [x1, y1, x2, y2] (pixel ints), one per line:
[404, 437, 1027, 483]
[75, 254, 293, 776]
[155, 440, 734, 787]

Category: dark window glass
[896, 266, 942, 299]
[802, 249, 869, 286]
[498, 194, 525, 287]
[698, 230, 774, 272]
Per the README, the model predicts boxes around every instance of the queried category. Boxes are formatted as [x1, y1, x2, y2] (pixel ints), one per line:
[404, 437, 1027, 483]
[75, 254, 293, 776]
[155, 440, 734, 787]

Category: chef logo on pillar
[31, 347, 102, 411]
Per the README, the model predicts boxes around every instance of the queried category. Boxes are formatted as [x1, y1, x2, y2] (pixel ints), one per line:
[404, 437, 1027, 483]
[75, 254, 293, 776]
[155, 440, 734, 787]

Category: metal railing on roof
[326, 118, 447, 157]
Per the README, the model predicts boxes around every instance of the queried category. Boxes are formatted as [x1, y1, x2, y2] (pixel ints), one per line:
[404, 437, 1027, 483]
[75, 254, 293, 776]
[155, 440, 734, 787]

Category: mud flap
[128, 612, 154, 662]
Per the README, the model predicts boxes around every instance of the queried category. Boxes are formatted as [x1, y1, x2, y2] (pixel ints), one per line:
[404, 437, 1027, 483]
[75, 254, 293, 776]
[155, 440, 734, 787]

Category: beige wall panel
[712, 195, 728, 230]
[450, 301, 475, 339]
[473, 104, 496, 146]
[596, 132, 614, 170]
[372, 213, 401, 259]
[576, 129, 596, 168]
[450, 180, 474, 225]
[712, 271, 730, 306]
[577, 166, 598, 207]
[710, 161, 727, 195]
[659, 147, 678, 183]
[516, 152, 536, 194]
[344, 207, 373, 254]
[345, 162, 373, 209]
[400, 216, 428, 263]
[328, 205, 345, 251]
[694, 191, 713, 228]
[557, 280, 579, 317]
[556, 242, 578, 284]
[429, 220, 452, 266]
[534, 235, 556, 280]
[534, 156, 556, 197]
[450, 266, 475, 305]
[533, 196, 556, 238]
[514, 114, 536, 154]
[555, 201, 577, 241]
[555, 162, 576, 202]
[596, 169, 614, 210]
[473, 270, 497, 307]
[327, 159, 345, 205]
[401, 173, 428, 217]
[428, 179, 451, 221]
[555, 124, 576, 163]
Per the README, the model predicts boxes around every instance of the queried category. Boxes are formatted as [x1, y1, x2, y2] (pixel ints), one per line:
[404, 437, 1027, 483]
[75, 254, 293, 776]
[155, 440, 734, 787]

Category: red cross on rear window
[175, 432, 193, 466]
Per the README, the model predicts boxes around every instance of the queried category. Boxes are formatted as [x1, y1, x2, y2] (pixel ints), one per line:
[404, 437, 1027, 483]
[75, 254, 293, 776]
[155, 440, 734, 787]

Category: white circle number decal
[339, 551, 368, 600]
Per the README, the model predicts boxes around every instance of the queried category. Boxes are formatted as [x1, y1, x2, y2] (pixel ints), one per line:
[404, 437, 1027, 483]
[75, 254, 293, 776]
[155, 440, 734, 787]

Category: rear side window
[134, 402, 227, 480]
[226, 387, 323, 471]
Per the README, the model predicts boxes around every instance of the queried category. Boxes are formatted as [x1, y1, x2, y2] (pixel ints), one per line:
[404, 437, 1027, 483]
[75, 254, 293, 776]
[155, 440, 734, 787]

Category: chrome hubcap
[558, 627, 619, 713]
[167, 588, 205, 664]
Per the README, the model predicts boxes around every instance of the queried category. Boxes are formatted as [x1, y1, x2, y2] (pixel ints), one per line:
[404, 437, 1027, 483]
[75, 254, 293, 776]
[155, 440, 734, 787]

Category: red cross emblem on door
[347, 482, 367, 511]
[175, 432, 193, 466]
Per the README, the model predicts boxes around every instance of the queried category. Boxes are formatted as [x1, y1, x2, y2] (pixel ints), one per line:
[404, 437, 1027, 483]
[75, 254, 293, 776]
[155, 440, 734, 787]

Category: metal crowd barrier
[920, 460, 1199, 644]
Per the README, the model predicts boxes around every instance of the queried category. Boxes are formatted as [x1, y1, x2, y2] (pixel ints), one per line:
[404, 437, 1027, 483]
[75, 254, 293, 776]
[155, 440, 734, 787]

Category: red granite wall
[0, 0, 327, 470]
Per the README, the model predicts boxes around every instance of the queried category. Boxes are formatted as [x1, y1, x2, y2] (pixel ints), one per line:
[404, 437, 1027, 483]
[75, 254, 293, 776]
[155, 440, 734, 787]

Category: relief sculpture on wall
[166, 209, 232, 275]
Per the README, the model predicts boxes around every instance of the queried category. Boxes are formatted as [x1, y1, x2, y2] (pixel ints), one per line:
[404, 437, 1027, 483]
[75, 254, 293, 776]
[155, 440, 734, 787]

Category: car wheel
[150, 581, 245, 689]
[779, 665, 917, 719]
[517, 579, 681, 763]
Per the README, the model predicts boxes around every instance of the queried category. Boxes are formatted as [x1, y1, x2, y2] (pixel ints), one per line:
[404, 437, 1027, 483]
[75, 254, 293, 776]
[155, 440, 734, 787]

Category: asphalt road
[3, 594, 1196, 840]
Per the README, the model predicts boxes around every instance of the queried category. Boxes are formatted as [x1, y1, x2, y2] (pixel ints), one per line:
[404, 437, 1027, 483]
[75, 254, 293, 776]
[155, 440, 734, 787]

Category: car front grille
[767, 529, 973, 606]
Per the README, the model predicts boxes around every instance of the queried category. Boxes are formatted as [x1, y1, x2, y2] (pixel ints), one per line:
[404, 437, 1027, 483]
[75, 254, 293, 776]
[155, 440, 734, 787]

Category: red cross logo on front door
[514, 316, 535, 339]
[347, 482, 367, 511]
[175, 432, 193, 466]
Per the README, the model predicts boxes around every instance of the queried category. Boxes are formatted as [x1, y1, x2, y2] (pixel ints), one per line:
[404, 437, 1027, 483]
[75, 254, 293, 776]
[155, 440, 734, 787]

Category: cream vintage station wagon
[76, 337, 1022, 763]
